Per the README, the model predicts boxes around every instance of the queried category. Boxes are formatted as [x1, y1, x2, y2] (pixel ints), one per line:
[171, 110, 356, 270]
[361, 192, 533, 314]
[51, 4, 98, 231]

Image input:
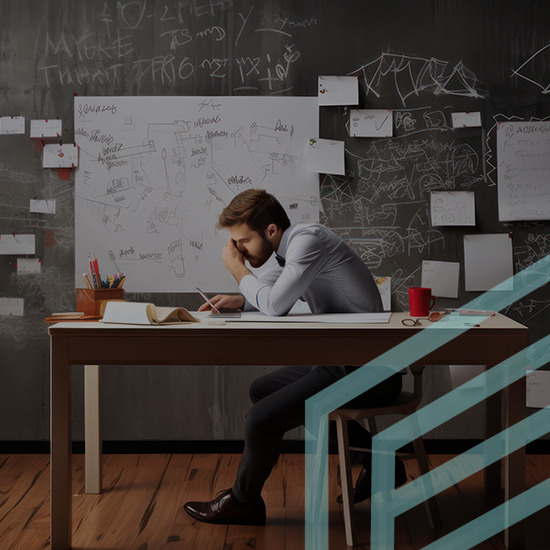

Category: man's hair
[217, 189, 291, 233]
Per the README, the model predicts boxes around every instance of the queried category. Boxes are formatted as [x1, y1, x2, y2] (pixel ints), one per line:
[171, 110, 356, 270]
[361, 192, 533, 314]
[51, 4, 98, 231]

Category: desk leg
[504, 377, 526, 549]
[50, 336, 72, 550]
[85, 365, 102, 494]
[485, 384, 502, 498]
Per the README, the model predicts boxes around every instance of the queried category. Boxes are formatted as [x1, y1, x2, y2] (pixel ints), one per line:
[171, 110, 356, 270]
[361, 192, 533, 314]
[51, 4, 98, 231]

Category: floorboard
[0, 452, 548, 549]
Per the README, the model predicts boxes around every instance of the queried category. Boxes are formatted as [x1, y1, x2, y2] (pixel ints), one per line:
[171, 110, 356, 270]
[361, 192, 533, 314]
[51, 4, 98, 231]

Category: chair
[328, 365, 441, 546]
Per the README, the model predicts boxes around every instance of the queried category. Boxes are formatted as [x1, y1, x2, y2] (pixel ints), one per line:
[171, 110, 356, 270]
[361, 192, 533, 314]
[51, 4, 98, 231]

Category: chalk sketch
[497, 121, 550, 221]
[75, 96, 319, 292]
[512, 43, 550, 94]
[348, 52, 488, 107]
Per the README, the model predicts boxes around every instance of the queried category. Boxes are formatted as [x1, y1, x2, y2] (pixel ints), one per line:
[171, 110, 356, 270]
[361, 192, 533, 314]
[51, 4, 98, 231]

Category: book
[50, 312, 85, 319]
[100, 302, 199, 325]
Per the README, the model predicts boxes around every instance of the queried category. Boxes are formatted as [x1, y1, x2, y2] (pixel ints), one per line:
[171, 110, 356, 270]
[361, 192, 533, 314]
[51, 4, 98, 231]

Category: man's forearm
[228, 263, 252, 284]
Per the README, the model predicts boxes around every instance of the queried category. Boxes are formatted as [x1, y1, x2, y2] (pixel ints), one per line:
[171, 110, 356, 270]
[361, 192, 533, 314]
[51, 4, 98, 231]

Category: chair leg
[335, 416, 358, 546]
[412, 437, 442, 529]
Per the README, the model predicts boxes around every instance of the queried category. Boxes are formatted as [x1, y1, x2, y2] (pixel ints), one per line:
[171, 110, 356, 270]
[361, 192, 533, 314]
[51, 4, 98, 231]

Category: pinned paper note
[318, 76, 359, 106]
[0, 116, 25, 135]
[464, 233, 513, 291]
[307, 138, 345, 175]
[43, 144, 79, 168]
[451, 112, 482, 128]
[527, 369, 550, 408]
[0, 298, 24, 317]
[350, 110, 393, 137]
[0, 234, 35, 255]
[374, 276, 391, 311]
[30, 119, 62, 139]
[421, 260, 460, 298]
[431, 191, 475, 226]
[17, 258, 41, 275]
[30, 199, 56, 214]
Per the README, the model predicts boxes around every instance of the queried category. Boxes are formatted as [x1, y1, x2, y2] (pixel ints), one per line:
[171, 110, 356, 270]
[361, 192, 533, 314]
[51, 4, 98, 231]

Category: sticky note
[30, 199, 56, 214]
[451, 112, 482, 128]
[350, 110, 393, 137]
[307, 138, 345, 175]
[318, 76, 359, 106]
[0, 298, 24, 316]
[431, 191, 475, 226]
[17, 258, 41, 275]
[43, 144, 79, 168]
[0, 116, 25, 135]
[30, 119, 62, 139]
[0, 234, 35, 255]
[421, 260, 460, 298]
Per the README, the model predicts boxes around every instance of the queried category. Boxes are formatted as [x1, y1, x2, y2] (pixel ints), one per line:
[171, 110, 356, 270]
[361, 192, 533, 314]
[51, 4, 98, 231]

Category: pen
[196, 286, 220, 313]
[459, 309, 495, 316]
[83, 273, 92, 289]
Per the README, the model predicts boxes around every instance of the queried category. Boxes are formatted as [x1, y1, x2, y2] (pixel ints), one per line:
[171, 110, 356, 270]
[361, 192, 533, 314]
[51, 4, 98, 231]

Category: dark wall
[1, 0, 549, 441]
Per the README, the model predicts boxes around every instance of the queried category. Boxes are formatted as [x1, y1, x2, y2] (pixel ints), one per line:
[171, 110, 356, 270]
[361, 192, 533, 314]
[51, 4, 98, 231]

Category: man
[183, 189, 405, 526]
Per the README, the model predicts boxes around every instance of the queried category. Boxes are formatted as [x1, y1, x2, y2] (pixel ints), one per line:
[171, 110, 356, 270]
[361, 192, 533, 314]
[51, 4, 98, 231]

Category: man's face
[229, 223, 274, 268]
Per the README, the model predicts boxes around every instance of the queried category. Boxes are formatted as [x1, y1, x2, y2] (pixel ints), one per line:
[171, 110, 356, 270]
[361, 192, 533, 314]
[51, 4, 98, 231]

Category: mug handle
[429, 295, 437, 311]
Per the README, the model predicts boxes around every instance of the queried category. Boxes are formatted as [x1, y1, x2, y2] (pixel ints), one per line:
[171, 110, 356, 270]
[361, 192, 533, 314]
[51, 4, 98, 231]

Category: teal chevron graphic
[305, 253, 550, 550]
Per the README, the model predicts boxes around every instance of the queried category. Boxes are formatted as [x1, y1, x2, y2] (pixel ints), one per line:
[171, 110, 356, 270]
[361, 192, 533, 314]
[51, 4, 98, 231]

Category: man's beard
[244, 234, 274, 268]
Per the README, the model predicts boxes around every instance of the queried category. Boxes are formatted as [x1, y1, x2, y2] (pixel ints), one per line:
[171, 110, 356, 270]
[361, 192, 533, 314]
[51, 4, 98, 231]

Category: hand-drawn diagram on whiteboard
[74, 96, 319, 293]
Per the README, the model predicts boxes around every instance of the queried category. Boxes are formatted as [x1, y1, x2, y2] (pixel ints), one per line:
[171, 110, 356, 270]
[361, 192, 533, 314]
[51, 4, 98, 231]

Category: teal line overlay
[304, 254, 550, 550]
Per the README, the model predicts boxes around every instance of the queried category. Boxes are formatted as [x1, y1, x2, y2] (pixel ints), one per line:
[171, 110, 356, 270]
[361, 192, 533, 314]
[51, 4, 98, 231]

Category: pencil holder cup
[76, 288, 125, 318]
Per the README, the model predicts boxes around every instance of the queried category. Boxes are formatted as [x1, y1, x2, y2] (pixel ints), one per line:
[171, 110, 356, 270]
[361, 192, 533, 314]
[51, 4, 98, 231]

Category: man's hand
[198, 294, 245, 312]
[222, 238, 251, 283]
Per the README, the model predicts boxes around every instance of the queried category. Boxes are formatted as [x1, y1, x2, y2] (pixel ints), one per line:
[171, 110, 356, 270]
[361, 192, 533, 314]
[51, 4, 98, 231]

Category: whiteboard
[74, 96, 319, 293]
[497, 121, 550, 221]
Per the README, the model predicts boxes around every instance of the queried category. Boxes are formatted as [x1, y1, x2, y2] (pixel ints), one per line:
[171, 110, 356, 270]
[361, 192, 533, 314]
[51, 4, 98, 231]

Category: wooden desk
[49, 312, 528, 549]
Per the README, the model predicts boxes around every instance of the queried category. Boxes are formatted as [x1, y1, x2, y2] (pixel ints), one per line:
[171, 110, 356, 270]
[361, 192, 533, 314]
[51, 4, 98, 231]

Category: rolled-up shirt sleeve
[239, 235, 329, 316]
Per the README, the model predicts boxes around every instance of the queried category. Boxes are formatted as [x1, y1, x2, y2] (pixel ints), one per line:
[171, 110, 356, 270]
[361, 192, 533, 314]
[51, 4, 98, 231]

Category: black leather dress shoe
[184, 488, 266, 525]
[337, 458, 408, 504]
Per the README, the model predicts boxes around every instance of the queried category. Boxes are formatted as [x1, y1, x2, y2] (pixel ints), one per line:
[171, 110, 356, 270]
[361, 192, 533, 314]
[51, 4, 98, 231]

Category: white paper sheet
[43, 144, 79, 168]
[307, 138, 345, 175]
[318, 76, 359, 106]
[30, 199, 56, 214]
[451, 112, 482, 128]
[0, 298, 24, 316]
[224, 311, 392, 323]
[0, 116, 25, 135]
[421, 260, 460, 298]
[30, 119, 62, 139]
[464, 233, 513, 291]
[373, 275, 391, 311]
[0, 234, 36, 255]
[350, 109, 393, 137]
[17, 258, 41, 275]
[527, 369, 550, 408]
[431, 191, 475, 226]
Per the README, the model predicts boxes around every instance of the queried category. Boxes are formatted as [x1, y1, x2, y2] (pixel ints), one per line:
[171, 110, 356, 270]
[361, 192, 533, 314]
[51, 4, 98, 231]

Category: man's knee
[249, 377, 265, 404]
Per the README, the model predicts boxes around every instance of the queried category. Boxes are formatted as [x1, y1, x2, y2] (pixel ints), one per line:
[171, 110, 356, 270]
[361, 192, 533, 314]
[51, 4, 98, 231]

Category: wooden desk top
[48, 312, 528, 368]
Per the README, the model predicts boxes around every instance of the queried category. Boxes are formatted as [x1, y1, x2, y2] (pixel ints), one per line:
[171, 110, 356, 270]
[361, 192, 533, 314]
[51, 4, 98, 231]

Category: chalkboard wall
[2, 0, 550, 444]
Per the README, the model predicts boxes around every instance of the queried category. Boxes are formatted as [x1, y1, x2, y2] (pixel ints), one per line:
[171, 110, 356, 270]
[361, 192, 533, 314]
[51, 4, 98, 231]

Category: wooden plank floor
[0, 453, 549, 549]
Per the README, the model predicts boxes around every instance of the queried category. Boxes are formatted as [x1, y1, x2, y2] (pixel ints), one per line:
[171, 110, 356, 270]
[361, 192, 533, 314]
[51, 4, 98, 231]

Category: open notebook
[100, 302, 199, 325]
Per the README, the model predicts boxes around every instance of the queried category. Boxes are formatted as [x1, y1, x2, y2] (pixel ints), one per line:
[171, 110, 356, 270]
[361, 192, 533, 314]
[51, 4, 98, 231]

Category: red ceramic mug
[408, 287, 437, 317]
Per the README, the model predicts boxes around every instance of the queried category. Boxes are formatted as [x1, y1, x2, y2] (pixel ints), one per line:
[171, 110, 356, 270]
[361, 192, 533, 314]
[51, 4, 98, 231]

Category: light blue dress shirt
[239, 223, 383, 316]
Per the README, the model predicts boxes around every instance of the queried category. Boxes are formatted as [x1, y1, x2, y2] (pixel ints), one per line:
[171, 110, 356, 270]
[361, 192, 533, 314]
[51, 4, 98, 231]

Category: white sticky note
[373, 276, 391, 311]
[43, 144, 79, 168]
[30, 199, 56, 214]
[350, 109, 393, 137]
[30, 119, 62, 139]
[0, 116, 25, 135]
[464, 233, 513, 291]
[17, 258, 41, 275]
[527, 369, 550, 408]
[421, 260, 460, 298]
[0, 298, 24, 316]
[318, 76, 359, 106]
[307, 138, 345, 175]
[451, 112, 482, 128]
[431, 191, 475, 226]
[0, 234, 35, 255]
